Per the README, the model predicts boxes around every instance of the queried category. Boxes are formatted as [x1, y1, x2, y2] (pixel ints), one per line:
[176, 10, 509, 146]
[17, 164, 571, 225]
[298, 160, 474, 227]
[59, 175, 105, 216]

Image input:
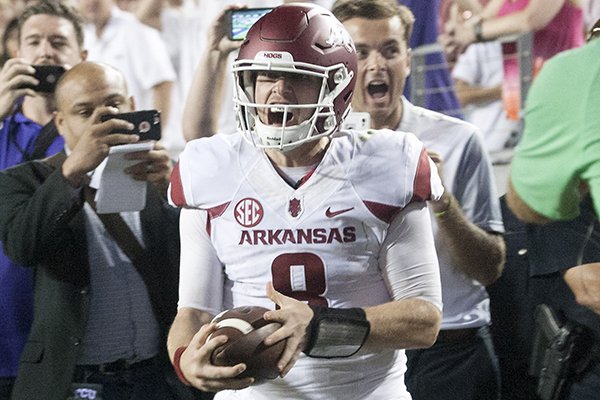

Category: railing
[409, 31, 534, 145]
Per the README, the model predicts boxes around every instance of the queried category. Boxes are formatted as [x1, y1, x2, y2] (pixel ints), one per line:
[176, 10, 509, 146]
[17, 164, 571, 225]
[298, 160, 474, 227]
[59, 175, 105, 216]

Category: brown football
[209, 306, 285, 379]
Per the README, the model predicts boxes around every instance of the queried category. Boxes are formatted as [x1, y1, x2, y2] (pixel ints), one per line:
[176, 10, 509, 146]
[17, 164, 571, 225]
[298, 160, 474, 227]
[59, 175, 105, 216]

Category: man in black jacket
[0, 61, 190, 400]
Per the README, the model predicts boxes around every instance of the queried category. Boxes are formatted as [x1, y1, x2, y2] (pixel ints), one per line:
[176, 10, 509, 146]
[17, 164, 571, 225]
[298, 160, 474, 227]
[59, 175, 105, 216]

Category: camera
[100, 109, 161, 141]
[31, 65, 66, 93]
[227, 8, 272, 41]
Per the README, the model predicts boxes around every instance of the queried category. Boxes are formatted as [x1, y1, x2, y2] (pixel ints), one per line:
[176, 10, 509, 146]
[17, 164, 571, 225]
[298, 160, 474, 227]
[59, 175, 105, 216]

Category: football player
[167, 4, 443, 399]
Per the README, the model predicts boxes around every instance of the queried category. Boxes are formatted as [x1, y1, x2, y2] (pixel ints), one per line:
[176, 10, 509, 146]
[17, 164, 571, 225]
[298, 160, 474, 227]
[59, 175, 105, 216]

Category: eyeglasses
[587, 18, 600, 42]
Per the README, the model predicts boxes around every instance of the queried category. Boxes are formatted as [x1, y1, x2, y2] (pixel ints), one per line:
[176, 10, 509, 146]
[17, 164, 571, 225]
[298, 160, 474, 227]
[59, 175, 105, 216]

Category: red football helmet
[233, 3, 357, 151]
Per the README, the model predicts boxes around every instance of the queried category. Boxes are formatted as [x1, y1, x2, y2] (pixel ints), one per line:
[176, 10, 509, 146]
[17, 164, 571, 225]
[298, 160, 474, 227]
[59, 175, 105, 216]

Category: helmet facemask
[233, 57, 354, 151]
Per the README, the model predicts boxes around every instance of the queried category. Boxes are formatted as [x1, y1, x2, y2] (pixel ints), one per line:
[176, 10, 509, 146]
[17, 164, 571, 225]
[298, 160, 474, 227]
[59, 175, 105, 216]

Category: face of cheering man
[342, 15, 411, 130]
[253, 70, 323, 128]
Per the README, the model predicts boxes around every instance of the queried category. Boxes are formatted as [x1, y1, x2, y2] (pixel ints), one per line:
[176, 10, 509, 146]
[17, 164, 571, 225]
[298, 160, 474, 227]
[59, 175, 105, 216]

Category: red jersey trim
[411, 148, 432, 203]
[169, 163, 187, 207]
[363, 201, 402, 224]
[206, 202, 230, 236]
[294, 168, 317, 189]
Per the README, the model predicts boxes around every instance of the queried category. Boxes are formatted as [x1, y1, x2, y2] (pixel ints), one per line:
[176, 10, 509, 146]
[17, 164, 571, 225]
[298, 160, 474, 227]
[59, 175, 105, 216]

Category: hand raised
[61, 106, 139, 187]
[0, 59, 38, 120]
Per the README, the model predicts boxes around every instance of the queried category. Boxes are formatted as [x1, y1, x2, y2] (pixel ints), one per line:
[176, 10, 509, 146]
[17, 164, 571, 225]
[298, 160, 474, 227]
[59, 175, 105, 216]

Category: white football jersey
[169, 129, 443, 399]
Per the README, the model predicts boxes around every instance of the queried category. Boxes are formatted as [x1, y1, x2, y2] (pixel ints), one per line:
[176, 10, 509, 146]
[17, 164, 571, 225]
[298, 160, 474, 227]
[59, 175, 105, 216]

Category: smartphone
[31, 65, 66, 93]
[341, 112, 371, 131]
[227, 8, 273, 41]
[100, 109, 161, 141]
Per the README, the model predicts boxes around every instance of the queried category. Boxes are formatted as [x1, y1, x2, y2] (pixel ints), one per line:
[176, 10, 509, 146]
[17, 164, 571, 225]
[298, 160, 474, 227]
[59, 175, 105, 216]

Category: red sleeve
[169, 162, 187, 207]
[411, 148, 433, 203]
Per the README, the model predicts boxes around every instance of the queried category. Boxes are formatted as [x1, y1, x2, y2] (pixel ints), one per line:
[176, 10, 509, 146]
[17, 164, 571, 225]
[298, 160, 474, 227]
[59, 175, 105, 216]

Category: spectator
[76, 0, 176, 144]
[452, 41, 518, 155]
[332, 0, 505, 399]
[126, 0, 280, 153]
[0, 61, 203, 400]
[0, 18, 18, 66]
[400, 0, 464, 118]
[443, 0, 584, 120]
[0, 0, 25, 50]
[451, 40, 519, 194]
[179, 4, 242, 140]
[167, 3, 444, 399]
[0, 2, 87, 398]
[179, 1, 334, 142]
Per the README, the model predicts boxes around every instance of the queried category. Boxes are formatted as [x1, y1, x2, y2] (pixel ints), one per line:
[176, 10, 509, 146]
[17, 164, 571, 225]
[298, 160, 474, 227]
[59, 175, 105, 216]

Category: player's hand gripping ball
[209, 306, 285, 379]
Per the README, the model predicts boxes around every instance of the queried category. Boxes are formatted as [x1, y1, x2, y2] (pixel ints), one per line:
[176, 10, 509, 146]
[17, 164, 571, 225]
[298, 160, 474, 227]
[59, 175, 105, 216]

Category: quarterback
[167, 4, 443, 399]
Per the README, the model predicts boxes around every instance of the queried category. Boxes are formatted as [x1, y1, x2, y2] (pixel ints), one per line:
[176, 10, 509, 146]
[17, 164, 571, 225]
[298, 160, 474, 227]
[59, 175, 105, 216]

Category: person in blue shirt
[0, 2, 87, 399]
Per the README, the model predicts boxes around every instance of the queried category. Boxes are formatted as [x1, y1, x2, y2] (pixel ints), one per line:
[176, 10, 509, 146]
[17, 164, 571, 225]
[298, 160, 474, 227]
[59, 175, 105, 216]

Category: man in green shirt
[508, 38, 600, 223]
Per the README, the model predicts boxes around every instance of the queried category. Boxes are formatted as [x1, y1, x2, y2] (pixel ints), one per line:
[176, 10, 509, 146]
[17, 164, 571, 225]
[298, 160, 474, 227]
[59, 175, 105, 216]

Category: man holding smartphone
[0, 1, 86, 161]
[0, 61, 205, 400]
[0, 2, 87, 399]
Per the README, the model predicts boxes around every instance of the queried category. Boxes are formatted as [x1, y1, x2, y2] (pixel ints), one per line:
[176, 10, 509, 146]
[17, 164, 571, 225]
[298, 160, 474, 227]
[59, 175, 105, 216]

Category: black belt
[435, 327, 480, 343]
[78, 357, 156, 375]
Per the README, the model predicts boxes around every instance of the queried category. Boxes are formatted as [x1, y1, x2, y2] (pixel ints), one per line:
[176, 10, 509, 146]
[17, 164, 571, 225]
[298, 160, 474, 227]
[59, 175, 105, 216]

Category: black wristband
[303, 306, 370, 358]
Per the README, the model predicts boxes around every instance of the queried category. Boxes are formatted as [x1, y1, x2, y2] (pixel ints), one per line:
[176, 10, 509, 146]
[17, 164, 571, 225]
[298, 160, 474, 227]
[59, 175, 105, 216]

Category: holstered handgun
[529, 304, 582, 400]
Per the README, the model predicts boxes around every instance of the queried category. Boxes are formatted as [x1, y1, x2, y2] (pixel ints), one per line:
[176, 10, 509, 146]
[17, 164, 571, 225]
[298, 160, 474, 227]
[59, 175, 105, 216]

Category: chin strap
[254, 117, 314, 150]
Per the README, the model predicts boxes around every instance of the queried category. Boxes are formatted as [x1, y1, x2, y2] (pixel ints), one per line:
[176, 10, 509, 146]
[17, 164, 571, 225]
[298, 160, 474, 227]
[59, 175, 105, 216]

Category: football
[209, 306, 285, 379]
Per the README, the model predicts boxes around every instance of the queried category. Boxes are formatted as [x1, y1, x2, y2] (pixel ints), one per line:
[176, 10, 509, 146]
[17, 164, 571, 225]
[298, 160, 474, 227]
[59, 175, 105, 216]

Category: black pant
[563, 360, 600, 400]
[405, 326, 500, 400]
[71, 358, 212, 400]
[0, 377, 14, 400]
[72, 358, 176, 400]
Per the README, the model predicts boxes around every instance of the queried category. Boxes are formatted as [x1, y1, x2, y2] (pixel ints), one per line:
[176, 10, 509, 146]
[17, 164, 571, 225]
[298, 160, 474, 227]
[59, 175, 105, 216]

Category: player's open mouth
[268, 106, 294, 125]
[367, 81, 389, 99]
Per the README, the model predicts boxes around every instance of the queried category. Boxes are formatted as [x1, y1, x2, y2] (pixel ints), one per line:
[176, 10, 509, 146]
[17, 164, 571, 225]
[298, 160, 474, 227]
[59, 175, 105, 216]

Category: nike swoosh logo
[325, 207, 354, 218]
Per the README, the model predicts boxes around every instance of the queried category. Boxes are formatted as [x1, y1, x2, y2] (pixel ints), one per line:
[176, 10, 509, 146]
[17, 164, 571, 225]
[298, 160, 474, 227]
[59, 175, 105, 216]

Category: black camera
[31, 65, 66, 93]
[100, 110, 161, 141]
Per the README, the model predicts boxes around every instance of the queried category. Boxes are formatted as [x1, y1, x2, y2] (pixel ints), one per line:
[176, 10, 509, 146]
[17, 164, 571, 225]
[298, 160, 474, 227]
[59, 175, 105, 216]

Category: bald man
[0, 62, 203, 400]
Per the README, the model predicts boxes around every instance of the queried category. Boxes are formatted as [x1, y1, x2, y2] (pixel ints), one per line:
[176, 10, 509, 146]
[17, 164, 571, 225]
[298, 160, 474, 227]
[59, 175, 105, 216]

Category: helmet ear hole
[323, 116, 335, 131]
[333, 68, 346, 84]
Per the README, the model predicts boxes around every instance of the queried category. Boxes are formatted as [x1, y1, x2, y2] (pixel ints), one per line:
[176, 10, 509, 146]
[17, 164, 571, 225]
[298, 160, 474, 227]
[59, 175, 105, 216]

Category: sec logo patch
[234, 198, 264, 227]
